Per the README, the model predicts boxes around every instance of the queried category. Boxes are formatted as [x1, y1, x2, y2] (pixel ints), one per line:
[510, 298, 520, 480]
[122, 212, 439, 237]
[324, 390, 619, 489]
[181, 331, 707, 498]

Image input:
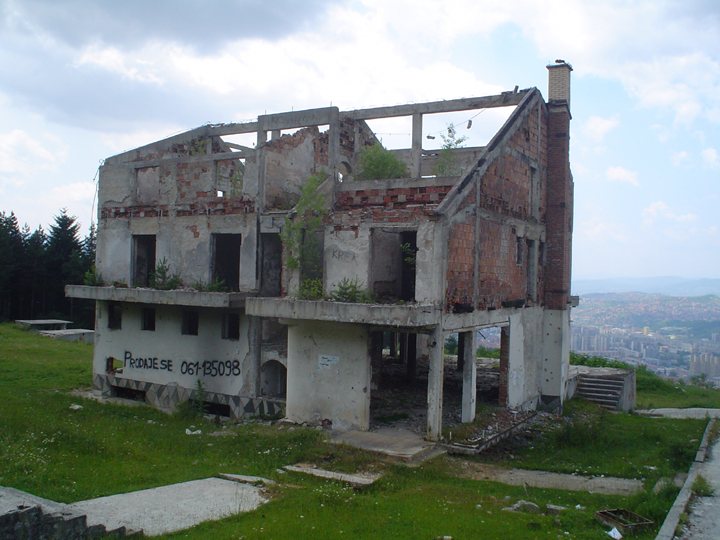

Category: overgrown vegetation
[329, 276, 375, 303]
[149, 257, 184, 290]
[486, 399, 706, 483]
[432, 123, 468, 177]
[356, 144, 408, 180]
[281, 172, 327, 278]
[0, 324, 709, 539]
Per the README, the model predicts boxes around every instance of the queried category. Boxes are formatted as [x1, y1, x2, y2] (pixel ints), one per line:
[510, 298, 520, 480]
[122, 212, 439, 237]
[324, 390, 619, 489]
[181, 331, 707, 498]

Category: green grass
[489, 400, 706, 483]
[0, 323, 706, 539]
[571, 352, 720, 409]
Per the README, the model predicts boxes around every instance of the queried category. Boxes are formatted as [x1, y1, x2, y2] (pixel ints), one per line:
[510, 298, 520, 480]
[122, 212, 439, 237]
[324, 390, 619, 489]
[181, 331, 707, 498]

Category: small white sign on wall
[318, 354, 339, 369]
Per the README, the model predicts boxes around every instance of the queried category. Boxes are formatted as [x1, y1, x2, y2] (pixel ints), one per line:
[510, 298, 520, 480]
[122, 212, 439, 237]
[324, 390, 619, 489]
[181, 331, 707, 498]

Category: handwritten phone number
[180, 360, 241, 377]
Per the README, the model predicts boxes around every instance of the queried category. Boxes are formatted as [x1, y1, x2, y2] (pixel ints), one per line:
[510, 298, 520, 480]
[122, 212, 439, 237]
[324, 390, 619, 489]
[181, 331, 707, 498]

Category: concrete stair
[575, 374, 625, 410]
[0, 486, 143, 540]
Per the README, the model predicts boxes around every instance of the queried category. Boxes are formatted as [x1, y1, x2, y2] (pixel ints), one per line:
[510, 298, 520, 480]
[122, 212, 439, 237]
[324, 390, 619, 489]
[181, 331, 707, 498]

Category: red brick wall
[544, 104, 573, 310]
[444, 101, 557, 311]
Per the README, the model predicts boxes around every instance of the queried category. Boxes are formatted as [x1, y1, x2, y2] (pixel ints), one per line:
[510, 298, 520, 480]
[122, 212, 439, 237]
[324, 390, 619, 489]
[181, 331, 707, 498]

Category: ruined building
[67, 62, 575, 440]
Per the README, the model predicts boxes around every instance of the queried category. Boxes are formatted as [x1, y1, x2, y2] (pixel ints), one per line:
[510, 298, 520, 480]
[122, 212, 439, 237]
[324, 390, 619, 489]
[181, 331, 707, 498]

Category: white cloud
[576, 216, 627, 244]
[641, 201, 697, 227]
[671, 151, 690, 166]
[702, 148, 719, 167]
[581, 115, 619, 143]
[0, 129, 67, 185]
[605, 166, 639, 186]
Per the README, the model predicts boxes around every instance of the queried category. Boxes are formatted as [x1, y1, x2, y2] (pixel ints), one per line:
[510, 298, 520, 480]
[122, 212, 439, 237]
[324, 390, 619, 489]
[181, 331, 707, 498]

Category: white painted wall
[286, 320, 370, 431]
[93, 302, 256, 396]
[324, 228, 371, 294]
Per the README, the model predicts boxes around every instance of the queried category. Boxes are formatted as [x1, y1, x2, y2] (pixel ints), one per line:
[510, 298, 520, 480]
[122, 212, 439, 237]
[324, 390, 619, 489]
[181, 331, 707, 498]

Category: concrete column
[328, 107, 340, 182]
[499, 326, 510, 406]
[457, 333, 464, 372]
[405, 333, 417, 382]
[411, 113, 423, 178]
[256, 122, 268, 210]
[389, 332, 397, 358]
[460, 330, 477, 423]
[370, 331, 383, 390]
[426, 326, 443, 441]
[271, 129, 281, 140]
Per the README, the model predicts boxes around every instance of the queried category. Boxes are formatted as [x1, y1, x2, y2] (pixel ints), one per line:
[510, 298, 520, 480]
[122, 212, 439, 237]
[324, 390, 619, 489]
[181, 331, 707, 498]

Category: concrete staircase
[0, 486, 142, 540]
[575, 374, 626, 411]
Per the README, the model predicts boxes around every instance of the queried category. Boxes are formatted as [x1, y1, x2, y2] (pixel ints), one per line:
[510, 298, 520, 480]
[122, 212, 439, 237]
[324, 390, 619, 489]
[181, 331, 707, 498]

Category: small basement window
[141, 308, 156, 331]
[108, 303, 122, 330]
[222, 313, 240, 340]
[181, 310, 199, 336]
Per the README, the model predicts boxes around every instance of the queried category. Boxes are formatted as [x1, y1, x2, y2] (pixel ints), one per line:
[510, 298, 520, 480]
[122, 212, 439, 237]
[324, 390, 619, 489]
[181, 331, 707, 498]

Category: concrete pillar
[271, 129, 281, 140]
[457, 333, 464, 372]
[411, 113, 422, 178]
[389, 332, 397, 358]
[370, 331, 383, 390]
[427, 326, 443, 441]
[499, 326, 510, 406]
[460, 330, 477, 423]
[406, 333, 417, 382]
[328, 107, 340, 182]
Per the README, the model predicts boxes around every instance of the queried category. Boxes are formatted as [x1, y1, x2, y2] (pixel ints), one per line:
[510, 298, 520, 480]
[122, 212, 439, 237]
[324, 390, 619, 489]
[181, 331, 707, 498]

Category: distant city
[571, 283, 720, 385]
[476, 281, 720, 386]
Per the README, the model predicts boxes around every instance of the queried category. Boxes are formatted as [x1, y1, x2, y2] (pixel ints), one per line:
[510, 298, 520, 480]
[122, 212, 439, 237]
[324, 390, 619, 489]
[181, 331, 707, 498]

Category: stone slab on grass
[69, 478, 267, 536]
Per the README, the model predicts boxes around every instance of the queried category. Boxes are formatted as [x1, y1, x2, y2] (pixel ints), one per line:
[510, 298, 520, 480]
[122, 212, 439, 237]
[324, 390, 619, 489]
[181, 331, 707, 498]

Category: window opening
[369, 229, 417, 302]
[132, 235, 156, 287]
[182, 310, 199, 336]
[212, 234, 241, 291]
[260, 360, 287, 398]
[108, 302, 122, 330]
[516, 236, 524, 265]
[260, 233, 282, 297]
[141, 307, 156, 331]
[400, 231, 417, 302]
[300, 229, 324, 283]
[222, 312, 240, 340]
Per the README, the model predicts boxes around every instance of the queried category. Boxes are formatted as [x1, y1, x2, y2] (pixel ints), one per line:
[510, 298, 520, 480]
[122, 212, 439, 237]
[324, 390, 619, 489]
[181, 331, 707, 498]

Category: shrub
[357, 144, 408, 180]
[149, 258, 183, 290]
[297, 278, 324, 300]
[329, 277, 375, 303]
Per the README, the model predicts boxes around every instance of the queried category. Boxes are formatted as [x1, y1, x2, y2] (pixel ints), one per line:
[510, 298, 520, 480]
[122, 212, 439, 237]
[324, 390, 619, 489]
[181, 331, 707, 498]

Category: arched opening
[261, 360, 287, 399]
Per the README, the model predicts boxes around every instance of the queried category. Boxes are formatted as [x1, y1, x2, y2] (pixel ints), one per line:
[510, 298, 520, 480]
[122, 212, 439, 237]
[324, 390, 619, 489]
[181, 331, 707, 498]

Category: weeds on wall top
[356, 144, 408, 180]
[432, 123, 468, 177]
[149, 258, 184, 290]
[281, 172, 328, 273]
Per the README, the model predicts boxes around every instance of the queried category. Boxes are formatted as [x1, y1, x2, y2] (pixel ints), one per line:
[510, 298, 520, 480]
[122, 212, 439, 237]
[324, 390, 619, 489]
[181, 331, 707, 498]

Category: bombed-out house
[67, 62, 575, 440]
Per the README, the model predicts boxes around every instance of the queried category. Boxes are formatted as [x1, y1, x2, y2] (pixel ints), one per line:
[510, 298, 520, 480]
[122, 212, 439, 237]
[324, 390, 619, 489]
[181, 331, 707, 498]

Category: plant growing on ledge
[297, 278, 324, 300]
[330, 277, 376, 303]
[83, 265, 104, 286]
[356, 143, 408, 180]
[282, 172, 328, 295]
[432, 123, 468, 177]
[149, 258, 184, 290]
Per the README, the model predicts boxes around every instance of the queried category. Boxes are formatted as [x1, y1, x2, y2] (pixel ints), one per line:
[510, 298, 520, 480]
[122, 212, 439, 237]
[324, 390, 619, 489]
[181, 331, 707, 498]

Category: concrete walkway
[638, 408, 720, 420]
[69, 478, 267, 537]
[670, 427, 720, 540]
[330, 426, 438, 462]
[457, 462, 644, 496]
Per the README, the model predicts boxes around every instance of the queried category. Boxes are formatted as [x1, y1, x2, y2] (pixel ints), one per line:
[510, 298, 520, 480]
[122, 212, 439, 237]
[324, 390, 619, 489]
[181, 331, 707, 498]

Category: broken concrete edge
[219, 473, 276, 486]
[283, 465, 381, 486]
[654, 417, 716, 540]
[0, 486, 140, 538]
[442, 411, 537, 455]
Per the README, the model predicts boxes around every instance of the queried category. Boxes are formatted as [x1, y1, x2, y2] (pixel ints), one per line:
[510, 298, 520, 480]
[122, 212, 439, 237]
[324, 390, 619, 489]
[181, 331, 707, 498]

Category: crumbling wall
[444, 101, 549, 311]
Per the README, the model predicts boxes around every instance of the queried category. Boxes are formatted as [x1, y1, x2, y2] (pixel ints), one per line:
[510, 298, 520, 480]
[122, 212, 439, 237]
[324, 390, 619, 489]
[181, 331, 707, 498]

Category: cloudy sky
[1, 0, 718, 280]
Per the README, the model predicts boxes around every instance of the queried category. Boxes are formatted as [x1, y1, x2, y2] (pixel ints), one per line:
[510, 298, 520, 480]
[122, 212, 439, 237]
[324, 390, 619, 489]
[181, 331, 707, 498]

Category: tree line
[0, 209, 96, 328]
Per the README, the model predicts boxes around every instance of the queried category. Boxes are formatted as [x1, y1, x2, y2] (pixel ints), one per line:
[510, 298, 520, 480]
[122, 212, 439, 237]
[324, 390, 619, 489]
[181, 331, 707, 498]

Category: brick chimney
[544, 60, 573, 310]
[547, 60, 573, 109]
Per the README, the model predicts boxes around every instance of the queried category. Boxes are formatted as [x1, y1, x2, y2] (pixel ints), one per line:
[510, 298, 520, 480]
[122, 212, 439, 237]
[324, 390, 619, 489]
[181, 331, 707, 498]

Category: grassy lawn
[0, 323, 713, 539]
